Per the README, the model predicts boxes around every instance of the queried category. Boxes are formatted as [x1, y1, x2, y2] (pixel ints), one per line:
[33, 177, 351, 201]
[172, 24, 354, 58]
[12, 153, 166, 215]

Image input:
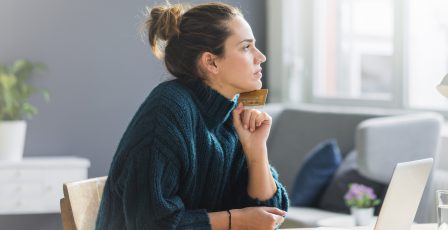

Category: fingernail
[244, 125, 248, 129]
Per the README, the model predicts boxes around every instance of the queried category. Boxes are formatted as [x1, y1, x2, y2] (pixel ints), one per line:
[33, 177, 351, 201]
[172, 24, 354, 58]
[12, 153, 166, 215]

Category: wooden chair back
[60, 176, 107, 230]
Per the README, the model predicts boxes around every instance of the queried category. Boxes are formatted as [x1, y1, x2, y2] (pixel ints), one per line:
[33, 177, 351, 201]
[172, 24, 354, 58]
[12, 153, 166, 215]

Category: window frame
[267, 0, 448, 118]
[303, 0, 407, 109]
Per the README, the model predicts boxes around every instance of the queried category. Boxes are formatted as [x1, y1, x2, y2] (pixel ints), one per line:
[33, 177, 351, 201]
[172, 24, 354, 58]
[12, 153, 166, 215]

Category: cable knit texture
[95, 79, 289, 230]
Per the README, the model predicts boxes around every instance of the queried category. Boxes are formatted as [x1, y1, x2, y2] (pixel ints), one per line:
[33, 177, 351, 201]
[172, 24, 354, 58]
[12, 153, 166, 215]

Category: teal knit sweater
[96, 79, 289, 229]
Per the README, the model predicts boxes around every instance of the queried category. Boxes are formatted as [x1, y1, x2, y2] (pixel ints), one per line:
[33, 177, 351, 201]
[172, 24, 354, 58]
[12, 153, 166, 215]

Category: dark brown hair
[145, 2, 241, 82]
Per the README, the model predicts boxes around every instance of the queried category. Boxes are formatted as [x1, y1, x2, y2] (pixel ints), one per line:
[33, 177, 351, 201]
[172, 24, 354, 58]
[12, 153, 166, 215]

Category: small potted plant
[344, 183, 381, 226]
[0, 59, 48, 161]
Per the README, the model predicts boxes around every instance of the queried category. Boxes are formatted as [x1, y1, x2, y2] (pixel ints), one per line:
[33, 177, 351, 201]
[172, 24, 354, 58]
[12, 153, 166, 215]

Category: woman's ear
[199, 52, 219, 75]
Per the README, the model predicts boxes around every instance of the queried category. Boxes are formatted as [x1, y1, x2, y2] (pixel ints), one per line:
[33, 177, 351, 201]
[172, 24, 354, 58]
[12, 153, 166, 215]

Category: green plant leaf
[12, 60, 32, 81]
[0, 60, 49, 120]
[0, 74, 17, 89]
[22, 102, 38, 119]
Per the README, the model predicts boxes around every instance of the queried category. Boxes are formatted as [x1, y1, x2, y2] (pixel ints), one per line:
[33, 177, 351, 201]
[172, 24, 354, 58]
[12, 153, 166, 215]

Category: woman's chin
[238, 81, 263, 93]
[251, 79, 262, 89]
[254, 80, 263, 90]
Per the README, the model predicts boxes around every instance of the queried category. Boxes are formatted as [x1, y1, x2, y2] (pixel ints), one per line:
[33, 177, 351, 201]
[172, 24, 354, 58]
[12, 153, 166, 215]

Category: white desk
[317, 216, 377, 227]
[283, 223, 437, 229]
[0, 157, 90, 214]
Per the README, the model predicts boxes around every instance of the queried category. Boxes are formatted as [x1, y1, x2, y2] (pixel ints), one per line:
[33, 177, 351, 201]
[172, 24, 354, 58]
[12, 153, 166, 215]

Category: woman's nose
[255, 48, 267, 64]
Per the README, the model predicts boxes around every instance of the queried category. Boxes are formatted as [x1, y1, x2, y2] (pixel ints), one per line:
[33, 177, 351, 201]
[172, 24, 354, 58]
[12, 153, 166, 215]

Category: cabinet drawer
[0, 183, 43, 197]
[0, 157, 90, 214]
[0, 196, 47, 214]
[0, 168, 44, 182]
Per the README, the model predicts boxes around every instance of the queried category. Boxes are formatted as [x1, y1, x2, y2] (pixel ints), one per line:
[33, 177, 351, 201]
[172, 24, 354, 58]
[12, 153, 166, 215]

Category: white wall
[0, 0, 267, 229]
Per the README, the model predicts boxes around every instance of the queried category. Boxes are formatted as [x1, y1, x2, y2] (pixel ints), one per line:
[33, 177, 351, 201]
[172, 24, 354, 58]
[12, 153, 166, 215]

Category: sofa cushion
[317, 151, 387, 214]
[290, 139, 342, 207]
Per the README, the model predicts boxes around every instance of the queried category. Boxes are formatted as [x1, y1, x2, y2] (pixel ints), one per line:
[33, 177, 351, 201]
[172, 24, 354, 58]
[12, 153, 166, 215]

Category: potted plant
[344, 183, 381, 226]
[0, 59, 48, 161]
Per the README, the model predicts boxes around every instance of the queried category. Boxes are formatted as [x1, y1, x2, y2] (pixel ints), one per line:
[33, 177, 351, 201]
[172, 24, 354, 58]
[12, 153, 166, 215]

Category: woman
[96, 2, 289, 230]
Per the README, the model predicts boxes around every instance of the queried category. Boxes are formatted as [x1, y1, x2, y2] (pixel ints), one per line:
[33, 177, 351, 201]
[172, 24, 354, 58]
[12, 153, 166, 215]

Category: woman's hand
[231, 207, 286, 230]
[232, 103, 272, 155]
[232, 103, 277, 200]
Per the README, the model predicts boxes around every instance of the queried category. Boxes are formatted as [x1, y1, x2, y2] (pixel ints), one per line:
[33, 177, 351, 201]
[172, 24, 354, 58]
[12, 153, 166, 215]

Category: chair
[355, 112, 443, 222]
[60, 176, 107, 230]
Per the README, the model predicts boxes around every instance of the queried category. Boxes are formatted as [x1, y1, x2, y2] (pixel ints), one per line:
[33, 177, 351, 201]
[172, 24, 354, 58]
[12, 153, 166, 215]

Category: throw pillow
[317, 150, 387, 215]
[290, 139, 342, 207]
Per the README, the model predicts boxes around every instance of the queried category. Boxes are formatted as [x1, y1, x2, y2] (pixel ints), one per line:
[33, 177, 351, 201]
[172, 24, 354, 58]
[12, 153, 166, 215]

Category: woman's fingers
[250, 111, 257, 131]
[242, 109, 251, 130]
[242, 109, 264, 132]
[266, 209, 285, 228]
[255, 112, 270, 127]
[238, 207, 286, 230]
[274, 214, 285, 226]
[263, 207, 287, 226]
[237, 107, 272, 132]
[264, 207, 287, 217]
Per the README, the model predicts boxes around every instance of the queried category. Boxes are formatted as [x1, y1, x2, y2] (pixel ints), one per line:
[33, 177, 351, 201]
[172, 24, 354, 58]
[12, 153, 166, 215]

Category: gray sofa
[261, 103, 447, 227]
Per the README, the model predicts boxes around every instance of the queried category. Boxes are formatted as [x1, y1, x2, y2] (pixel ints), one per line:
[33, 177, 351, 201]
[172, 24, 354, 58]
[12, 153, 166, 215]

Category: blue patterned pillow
[290, 139, 342, 207]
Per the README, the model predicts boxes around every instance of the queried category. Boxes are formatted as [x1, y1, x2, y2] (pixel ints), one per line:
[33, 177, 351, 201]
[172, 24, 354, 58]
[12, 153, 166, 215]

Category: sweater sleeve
[116, 138, 211, 230]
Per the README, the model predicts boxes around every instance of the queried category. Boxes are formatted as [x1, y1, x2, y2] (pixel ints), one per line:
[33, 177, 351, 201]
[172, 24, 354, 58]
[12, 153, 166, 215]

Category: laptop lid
[374, 158, 433, 230]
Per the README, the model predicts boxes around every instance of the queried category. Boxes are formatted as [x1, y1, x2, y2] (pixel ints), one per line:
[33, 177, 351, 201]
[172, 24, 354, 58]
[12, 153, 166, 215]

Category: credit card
[238, 89, 268, 108]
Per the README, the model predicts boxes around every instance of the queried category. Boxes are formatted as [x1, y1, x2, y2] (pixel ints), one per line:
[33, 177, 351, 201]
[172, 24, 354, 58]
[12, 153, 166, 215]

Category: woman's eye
[243, 44, 251, 50]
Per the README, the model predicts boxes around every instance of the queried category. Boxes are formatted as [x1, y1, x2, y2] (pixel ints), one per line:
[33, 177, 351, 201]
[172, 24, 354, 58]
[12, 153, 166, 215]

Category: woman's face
[210, 16, 266, 99]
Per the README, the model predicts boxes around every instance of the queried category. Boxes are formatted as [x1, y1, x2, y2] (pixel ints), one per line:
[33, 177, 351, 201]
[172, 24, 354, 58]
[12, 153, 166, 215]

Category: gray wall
[0, 0, 266, 229]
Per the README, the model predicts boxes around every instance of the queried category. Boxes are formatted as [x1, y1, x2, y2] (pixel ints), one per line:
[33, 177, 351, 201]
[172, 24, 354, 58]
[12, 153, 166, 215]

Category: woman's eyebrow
[238, 38, 256, 44]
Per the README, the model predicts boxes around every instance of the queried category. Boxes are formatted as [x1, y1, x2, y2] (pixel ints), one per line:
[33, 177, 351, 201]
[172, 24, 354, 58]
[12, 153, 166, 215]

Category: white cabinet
[0, 157, 90, 214]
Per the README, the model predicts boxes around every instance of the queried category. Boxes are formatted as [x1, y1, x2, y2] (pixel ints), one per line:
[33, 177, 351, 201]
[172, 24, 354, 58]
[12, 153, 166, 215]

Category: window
[313, 0, 394, 101]
[312, 0, 448, 109]
[267, 0, 448, 110]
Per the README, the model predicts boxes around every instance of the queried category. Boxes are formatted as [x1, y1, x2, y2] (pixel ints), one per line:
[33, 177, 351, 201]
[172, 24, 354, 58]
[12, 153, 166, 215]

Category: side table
[0, 157, 90, 214]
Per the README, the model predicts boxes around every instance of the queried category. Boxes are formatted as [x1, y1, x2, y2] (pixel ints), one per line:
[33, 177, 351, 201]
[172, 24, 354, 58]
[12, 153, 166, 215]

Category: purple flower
[344, 183, 381, 208]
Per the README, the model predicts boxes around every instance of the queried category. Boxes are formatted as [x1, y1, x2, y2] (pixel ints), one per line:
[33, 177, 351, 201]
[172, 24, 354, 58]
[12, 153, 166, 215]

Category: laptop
[319, 158, 433, 230]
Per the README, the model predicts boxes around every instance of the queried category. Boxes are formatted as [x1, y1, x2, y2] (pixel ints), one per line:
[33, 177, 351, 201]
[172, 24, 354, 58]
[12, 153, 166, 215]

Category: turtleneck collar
[180, 79, 238, 129]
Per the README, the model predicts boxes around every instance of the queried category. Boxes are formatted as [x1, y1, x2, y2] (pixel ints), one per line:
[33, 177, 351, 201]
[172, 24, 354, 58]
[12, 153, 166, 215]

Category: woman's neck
[204, 79, 237, 100]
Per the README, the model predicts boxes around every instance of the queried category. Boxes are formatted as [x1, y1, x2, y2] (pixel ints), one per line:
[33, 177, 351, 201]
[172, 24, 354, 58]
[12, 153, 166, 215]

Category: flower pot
[0, 120, 27, 161]
[351, 207, 374, 226]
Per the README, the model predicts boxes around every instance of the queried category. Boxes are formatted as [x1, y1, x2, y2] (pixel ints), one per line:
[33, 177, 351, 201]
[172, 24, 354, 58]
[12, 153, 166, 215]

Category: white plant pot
[0, 120, 27, 161]
[351, 207, 374, 226]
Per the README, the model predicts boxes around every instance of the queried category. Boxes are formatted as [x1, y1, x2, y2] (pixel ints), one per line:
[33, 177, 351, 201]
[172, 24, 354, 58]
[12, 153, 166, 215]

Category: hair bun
[145, 4, 187, 59]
